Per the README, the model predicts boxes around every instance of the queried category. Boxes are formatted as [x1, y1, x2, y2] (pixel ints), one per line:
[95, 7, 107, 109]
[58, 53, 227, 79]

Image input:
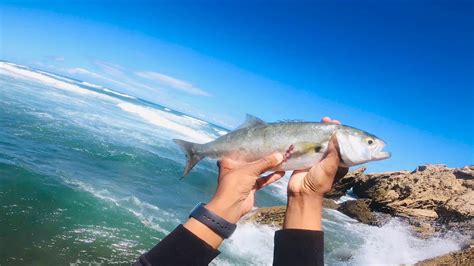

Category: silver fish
[174, 115, 391, 176]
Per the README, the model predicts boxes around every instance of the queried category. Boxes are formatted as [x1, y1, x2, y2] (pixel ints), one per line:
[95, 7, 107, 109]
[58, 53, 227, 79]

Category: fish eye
[366, 138, 374, 145]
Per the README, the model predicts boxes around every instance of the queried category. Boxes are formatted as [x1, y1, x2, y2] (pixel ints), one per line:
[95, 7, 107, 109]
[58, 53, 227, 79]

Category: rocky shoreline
[248, 164, 473, 264]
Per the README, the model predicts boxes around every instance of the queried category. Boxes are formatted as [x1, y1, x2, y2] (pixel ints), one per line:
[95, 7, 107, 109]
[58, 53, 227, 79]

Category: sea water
[0, 62, 466, 265]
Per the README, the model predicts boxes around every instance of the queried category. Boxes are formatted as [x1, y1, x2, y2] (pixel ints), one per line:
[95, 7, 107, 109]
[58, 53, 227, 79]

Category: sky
[0, 0, 473, 171]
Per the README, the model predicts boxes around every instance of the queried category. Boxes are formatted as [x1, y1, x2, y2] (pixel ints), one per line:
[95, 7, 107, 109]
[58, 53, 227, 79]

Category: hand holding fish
[288, 118, 348, 197]
[184, 153, 285, 249]
[206, 153, 285, 224]
[284, 117, 349, 230]
[179, 115, 390, 248]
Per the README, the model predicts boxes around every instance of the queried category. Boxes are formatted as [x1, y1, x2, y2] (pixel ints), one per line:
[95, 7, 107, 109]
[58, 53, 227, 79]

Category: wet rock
[247, 199, 340, 226]
[247, 206, 286, 227]
[410, 221, 436, 238]
[453, 166, 474, 180]
[322, 198, 340, 210]
[326, 167, 366, 199]
[351, 164, 473, 223]
[415, 247, 473, 265]
[338, 199, 378, 225]
[437, 191, 474, 222]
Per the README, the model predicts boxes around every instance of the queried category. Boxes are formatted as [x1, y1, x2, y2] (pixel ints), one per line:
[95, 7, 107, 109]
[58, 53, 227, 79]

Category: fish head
[335, 127, 391, 166]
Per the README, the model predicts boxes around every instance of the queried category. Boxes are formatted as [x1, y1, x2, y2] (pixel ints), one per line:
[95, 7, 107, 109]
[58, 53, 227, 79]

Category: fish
[174, 114, 391, 176]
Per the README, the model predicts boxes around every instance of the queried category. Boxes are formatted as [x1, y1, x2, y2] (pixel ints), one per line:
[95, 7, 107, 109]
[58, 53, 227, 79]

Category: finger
[256, 171, 285, 189]
[332, 120, 341, 125]
[321, 116, 332, 123]
[247, 153, 283, 175]
[309, 137, 339, 178]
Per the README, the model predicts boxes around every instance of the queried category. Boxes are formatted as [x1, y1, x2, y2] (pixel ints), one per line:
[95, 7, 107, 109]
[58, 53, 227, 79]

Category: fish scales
[201, 123, 335, 161]
[173, 115, 391, 176]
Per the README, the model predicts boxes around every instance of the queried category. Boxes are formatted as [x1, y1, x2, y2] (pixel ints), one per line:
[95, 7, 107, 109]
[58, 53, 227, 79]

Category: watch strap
[189, 203, 237, 239]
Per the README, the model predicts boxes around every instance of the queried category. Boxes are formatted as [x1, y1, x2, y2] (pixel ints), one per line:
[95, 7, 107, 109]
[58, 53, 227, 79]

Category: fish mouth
[373, 151, 391, 161]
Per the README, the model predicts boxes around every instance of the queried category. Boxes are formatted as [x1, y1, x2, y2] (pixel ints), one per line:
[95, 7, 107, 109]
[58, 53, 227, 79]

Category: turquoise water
[0, 62, 466, 265]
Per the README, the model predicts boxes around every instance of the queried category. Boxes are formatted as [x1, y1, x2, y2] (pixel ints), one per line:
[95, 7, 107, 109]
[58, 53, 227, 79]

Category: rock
[413, 164, 447, 173]
[322, 198, 340, 210]
[453, 166, 474, 180]
[326, 167, 366, 199]
[415, 247, 473, 265]
[338, 199, 378, 225]
[444, 219, 474, 237]
[247, 206, 286, 227]
[395, 208, 439, 219]
[247, 199, 340, 226]
[462, 179, 474, 190]
[411, 222, 436, 238]
[437, 191, 474, 222]
[352, 164, 474, 223]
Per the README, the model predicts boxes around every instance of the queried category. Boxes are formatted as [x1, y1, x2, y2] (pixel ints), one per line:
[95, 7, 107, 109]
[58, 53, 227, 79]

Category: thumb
[310, 136, 340, 178]
[247, 153, 284, 175]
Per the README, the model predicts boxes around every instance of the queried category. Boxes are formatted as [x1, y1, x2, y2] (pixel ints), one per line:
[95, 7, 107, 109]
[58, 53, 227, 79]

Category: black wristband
[189, 203, 237, 239]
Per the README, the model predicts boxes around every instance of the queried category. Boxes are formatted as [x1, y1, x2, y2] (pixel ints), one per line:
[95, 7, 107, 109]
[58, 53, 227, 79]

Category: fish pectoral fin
[292, 142, 323, 155]
[282, 142, 321, 163]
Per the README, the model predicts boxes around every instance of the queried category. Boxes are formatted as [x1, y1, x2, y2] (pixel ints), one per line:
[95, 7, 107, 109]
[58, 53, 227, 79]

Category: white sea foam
[37, 70, 77, 84]
[81, 81, 103, 89]
[215, 212, 465, 266]
[182, 114, 209, 125]
[348, 219, 465, 265]
[164, 107, 171, 111]
[0, 62, 117, 102]
[215, 222, 277, 266]
[217, 130, 228, 136]
[103, 88, 136, 99]
[335, 188, 358, 204]
[117, 102, 216, 143]
[61, 177, 176, 234]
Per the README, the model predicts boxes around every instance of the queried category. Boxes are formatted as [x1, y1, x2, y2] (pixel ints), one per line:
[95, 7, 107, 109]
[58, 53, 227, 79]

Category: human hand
[205, 153, 285, 224]
[184, 153, 284, 249]
[284, 117, 348, 230]
[288, 117, 348, 198]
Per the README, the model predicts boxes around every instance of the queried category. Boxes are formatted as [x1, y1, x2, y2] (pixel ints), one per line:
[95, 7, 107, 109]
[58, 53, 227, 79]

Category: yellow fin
[292, 142, 323, 155]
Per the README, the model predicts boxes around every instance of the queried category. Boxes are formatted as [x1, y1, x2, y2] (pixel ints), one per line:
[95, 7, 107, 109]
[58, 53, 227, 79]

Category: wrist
[205, 198, 241, 224]
[284, 194, 324, 230]
[184, 218, 223, 249]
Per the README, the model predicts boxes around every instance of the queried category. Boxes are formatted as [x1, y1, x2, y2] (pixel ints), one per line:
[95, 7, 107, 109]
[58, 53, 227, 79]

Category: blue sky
[1, 1, 473, 171]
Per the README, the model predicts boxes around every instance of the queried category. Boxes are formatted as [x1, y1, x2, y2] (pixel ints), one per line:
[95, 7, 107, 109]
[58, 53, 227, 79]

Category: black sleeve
[133, 224, 220, 266]
[273, 229, 324, 266]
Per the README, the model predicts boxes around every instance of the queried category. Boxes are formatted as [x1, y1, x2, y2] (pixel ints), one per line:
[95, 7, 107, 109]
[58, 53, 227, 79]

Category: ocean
[0, 61, 466, 265]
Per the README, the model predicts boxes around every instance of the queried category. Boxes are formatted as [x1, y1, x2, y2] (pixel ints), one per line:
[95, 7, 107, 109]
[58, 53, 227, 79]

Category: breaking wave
[61, 176, 178, 234]
[117, 102, 218, 143]
[103, 88, 136, 99]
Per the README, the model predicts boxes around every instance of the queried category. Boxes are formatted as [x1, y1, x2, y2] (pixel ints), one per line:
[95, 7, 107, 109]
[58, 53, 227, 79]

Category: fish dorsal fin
[277, 119, 304, 123]
[235, 114, 267, 130]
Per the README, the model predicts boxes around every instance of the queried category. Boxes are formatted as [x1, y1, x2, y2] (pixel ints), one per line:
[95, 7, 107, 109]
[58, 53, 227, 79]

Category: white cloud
[49, 56, 65, 62]
[93, 61, 125, 76]
[68, 67, 104, 79]
[136, 71, 211, 96]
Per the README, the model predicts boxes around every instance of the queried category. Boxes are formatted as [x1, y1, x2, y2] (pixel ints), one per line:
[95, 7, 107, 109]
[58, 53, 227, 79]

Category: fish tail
[173, 139, 205, 178]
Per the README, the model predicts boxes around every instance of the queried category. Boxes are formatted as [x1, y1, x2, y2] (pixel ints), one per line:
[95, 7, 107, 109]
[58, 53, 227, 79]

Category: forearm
[183, 217, 224, 249]
[274, 195, 325, 265]
[134, 224, 220, 266]
[135, 202, 231, 266]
